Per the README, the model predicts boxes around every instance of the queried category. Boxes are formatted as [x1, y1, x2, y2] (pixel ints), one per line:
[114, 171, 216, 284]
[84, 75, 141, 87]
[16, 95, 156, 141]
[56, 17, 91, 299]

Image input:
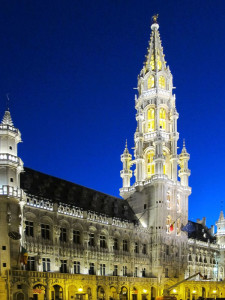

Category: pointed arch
[147, 108, 155, 132]
[146, 150, 155, 178]
[148, 75, 155, 89]
[159, 108, 166, 130]
[159, 75, 166, 89]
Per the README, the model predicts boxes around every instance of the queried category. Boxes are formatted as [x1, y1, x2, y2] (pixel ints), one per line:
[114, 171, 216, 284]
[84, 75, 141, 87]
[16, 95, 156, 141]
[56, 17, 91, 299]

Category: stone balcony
[0, 153, 23, 167]
[0, 185, 23, 198]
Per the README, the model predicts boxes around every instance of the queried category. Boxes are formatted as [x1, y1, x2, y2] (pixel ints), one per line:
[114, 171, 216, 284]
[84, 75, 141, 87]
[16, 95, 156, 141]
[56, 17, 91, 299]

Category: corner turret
[178, 140, 190, 187]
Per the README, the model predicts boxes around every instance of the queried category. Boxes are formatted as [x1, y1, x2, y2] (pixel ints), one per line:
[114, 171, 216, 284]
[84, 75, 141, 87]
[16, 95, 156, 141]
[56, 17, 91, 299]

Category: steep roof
[188, 220, 216, 243]
[20, 167, 138, 223]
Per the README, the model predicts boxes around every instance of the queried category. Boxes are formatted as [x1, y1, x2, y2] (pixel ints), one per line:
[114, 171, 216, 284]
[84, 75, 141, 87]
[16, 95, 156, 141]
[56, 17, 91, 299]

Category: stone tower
[0, 109, 24, 278]
[120, 16, 191, 279]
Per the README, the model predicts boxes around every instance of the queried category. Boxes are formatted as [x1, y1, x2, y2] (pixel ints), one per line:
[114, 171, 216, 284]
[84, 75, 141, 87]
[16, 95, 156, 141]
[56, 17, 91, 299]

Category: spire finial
[151, 14, 159, 30]
[183, 139, 186, 148]
[152, 14, 159, 24]
[125, 139, 128, 148]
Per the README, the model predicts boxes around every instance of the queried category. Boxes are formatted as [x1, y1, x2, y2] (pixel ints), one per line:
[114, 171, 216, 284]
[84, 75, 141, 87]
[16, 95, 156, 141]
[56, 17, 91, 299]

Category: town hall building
[0, 15, 225, 300]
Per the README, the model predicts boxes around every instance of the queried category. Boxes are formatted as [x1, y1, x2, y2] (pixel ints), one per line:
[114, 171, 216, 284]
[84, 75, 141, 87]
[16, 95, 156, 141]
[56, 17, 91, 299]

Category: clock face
[8, 231, 21, 240]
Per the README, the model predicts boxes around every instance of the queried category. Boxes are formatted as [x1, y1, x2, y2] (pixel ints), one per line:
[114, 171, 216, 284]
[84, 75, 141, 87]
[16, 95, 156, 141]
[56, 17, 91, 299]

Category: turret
[0, 109, 24, 274]
[120, 141, 132, 198]
[178, 140, 190, 187]
[216, 211, 225, 245]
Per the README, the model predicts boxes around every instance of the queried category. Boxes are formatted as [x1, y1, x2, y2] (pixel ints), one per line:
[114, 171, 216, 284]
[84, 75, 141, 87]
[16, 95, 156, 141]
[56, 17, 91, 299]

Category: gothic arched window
[146, 150, 155, 178]
[148, 76, 155, 89]
[159, 108, 166, 130]
[159, 75, 166, 89]
[147, 108, 155, 132]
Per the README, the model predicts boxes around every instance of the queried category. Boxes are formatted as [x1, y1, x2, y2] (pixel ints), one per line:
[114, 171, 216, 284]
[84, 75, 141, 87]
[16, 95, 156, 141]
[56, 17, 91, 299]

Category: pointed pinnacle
[125, 139, 128, 149]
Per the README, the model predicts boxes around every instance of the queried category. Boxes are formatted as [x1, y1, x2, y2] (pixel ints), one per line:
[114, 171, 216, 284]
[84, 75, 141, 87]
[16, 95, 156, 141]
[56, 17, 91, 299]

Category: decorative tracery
[148, 75, 155, 89]
[159, 75, 166, 89]
[147, 108, 155, 132]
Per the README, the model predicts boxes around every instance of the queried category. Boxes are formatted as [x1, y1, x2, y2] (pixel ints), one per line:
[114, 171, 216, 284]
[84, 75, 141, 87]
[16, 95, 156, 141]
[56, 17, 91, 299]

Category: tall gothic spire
[141, 15, 167, 76]
[1, 109, 14, 126]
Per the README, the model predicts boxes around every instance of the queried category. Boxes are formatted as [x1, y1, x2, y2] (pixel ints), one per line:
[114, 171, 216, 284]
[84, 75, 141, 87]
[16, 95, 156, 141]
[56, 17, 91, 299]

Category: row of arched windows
[146, 107, 166, 132]
[147, 75, 166, 89]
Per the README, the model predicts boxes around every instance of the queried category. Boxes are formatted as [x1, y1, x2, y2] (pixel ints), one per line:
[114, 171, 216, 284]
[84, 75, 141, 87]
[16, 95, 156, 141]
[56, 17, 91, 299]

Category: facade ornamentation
[0, 16, 224, 300]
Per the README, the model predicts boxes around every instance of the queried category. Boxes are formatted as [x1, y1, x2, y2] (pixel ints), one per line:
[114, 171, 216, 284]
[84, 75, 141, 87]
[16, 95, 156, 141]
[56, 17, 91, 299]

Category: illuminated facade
[0, 16, 225, 300]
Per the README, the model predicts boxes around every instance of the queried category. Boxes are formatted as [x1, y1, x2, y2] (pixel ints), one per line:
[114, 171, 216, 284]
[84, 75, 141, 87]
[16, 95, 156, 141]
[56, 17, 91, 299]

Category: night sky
[0, 0, 225, 228]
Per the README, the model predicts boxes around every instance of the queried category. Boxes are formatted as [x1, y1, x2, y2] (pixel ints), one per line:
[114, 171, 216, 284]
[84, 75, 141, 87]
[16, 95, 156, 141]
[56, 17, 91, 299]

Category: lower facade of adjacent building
[1, 271, 225, 300]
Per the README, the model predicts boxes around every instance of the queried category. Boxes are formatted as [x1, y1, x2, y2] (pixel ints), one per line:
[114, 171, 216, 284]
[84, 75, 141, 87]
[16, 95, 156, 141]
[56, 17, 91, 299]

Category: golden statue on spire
[152, 14, 159, 24]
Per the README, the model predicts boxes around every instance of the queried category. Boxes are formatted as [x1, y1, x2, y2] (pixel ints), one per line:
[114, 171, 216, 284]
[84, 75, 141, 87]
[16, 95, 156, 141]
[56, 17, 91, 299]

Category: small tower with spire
[178, 140, 191, 187]
[216, 211, 225, 245]
[120, 140, 132, 196]
[0, 108, 24, 274]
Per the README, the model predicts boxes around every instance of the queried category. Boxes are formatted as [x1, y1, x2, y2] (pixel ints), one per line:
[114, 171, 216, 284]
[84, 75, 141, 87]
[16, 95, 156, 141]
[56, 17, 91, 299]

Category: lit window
[146, 151, 155, 178]
[147, 108, 155, 132]
[157, 57, 162, 70]
[148, 76, 154, 89]
[159, 108, 166, 130]
[159, 75, 166, 89]
[150, 55, 155, 70]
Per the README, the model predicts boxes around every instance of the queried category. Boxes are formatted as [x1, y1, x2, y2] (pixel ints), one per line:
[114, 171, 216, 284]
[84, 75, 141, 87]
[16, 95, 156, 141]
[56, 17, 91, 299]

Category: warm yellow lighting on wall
[150, 55, 155, 70]
[159, 75, 166, 89]
[147, 108, 155, 132]
[159, 108, 166, 130]
[143, 289, 147, 293]
[146, 151, 155, 178]
[78, 288, 83, 292]
[148, 76, 155, 89]
[172, 289, 177, 293]
[213, 291, 217, 294]
[192, 290, 196, 294]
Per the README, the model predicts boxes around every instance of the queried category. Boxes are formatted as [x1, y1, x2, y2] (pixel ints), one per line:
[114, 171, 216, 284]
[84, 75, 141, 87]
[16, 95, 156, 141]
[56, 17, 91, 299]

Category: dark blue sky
[0, 0, 224, 228]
